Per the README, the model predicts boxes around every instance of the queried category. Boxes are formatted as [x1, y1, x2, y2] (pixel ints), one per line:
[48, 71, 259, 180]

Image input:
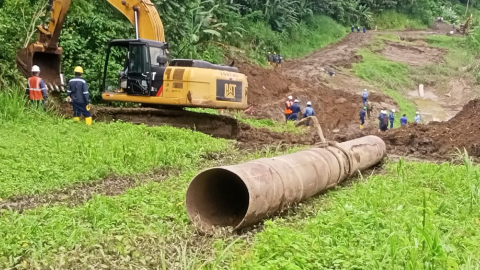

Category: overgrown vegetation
[0, 0, 473, 100]
[0, 89, 229, 199]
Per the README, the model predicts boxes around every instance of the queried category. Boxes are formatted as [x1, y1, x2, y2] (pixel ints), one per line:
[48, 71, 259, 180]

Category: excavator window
[149, 47, 165, 66]
[129, 44, 150, 74]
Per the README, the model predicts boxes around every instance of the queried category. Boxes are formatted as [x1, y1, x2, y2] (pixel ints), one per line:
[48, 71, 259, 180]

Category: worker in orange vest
[25, 65, 48, 109]
[285, 95, 293, 122]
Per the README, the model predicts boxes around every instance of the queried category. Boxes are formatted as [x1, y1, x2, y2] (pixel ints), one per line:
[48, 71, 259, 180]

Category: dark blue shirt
[359, 110, 366, 119]
[291, 103, 301, 114]
[400, 116, 407, 125]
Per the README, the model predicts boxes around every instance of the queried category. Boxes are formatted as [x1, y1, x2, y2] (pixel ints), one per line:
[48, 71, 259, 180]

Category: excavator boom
[16, 0, 165, 91]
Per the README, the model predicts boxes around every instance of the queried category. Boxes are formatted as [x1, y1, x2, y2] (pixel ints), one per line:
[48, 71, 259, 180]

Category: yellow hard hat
[74, 66, 84, 74]
[274, 52, 276, 54]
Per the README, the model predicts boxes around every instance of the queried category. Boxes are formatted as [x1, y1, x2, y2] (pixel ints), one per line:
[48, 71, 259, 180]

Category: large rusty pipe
[186, 135, 386, 230]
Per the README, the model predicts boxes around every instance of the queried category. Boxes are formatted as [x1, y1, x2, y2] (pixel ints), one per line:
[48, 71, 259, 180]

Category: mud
[59, 105, 241, 139]
[237, 62, 380, 130]
[0, 168, 177, 213]
[383, 41, 446, 66]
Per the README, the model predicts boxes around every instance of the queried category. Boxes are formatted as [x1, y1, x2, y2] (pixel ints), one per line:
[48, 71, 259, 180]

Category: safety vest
[285, 101, 293, 114]
[27, 76, 45, 101]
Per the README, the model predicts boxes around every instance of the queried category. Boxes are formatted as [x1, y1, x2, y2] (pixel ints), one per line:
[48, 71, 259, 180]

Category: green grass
[243, 15, 348, 65]
[353, 49, 417, 126]
[280, 16, 349, 59]
[187, 107, 306, 134]
[414, 34, 480, 89]
[0, 90, 229, 199]
[236, 114, 307, 134]
[221, 159, 480, 269]
[0, 146, 304, 269]
[374, 10, 429, 30]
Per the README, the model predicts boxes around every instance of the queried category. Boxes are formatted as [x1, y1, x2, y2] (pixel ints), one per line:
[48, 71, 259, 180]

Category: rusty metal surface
[186, 135, 386, 231]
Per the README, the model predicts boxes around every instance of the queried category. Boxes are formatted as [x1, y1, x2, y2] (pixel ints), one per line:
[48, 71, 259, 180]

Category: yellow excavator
[16, 0, 248, 110]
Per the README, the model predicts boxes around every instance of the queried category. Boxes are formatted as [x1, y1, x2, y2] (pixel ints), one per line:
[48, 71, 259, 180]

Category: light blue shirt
[414, 115, 421, 123]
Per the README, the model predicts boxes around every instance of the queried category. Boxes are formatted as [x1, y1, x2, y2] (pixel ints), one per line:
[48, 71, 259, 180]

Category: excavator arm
[16, 0, 165, 91]
[107, 0, 165, 42]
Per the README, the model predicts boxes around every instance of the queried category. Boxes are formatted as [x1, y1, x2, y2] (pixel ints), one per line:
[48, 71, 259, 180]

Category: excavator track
[91, 107, 240, 139]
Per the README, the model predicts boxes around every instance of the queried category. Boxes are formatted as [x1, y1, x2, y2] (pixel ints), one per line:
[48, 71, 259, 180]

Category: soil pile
[382, 99, 480, 156]
[237, 62, 369, 130]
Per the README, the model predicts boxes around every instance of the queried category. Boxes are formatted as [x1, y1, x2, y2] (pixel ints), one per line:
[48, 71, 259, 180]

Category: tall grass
[374, 10, 429, 30]
[241, 15, 348, 65]
[0, 88, 27, 122]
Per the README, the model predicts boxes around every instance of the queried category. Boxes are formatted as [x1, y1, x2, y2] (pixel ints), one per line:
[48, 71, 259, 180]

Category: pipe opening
[186, 169, 249, 228]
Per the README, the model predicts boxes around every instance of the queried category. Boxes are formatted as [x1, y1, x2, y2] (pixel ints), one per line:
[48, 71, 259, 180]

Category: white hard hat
[294, 99, 299, 103]
[288, 96, 293, 100]
[392, 109, 395, 113]
[307, 101, 312, 106]
[381, 110, 386, 114]
[416, 111, 420, 114]
[363, 89, 367, 91]
[31, 65, 40, 72]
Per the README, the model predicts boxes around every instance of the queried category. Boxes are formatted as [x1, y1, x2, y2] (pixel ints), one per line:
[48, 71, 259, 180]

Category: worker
[363, 26, 366, 34]
[266, 52, 272, 64]
[285, 95, 293, 122]
[272, 52, 277, 67]
[359, 106, 366, 129]
[67, 66, 92, 126]
[26, 65, 48, 110]
[414, 111, 421, 124]
[351, 26, 355, 33]
[288, 99, 301, 121]
[357, 26, 360, 33]
[453, 22, 456, 29]
[378, 110, 388, 132]
[277, 54, 283, 67]
[362, 89, 369, 106]
[389, 109, 395, 129]
[366, 100, 373, 118]
[400, 114, 408, 126]
[303, 101, 315, 126]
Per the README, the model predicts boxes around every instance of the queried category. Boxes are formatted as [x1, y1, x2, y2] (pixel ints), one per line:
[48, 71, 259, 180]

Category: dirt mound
[236, 123, 316, 148]
[237, 62, 373, 130]
[380, 99, 480, 156]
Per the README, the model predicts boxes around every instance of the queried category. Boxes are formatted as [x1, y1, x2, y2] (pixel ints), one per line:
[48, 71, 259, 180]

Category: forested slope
[0, 0, 476, 99]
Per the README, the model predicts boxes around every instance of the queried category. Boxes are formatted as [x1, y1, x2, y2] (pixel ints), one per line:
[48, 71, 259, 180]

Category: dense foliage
[0, 0, 474, 99]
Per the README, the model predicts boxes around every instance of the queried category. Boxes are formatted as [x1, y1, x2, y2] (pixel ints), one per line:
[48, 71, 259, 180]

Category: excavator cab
[102, 39, 168, 97]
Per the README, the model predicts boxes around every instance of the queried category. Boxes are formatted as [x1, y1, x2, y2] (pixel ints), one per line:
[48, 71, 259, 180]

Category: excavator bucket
[16, 43, 64, 92]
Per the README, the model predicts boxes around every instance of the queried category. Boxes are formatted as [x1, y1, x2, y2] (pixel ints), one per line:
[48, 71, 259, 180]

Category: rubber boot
[85, 117, 92, 126]
[73, 117, 80, 122]
[360, 125, 364, 129]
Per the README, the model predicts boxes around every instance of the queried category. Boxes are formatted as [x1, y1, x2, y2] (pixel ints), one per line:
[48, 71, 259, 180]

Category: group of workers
[284, 96, 315, 124]
[351, 26, 367, 34]
[266, 52, 283, 67]
[359, 89, 421, 131]
[26, 65, 92, 125]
